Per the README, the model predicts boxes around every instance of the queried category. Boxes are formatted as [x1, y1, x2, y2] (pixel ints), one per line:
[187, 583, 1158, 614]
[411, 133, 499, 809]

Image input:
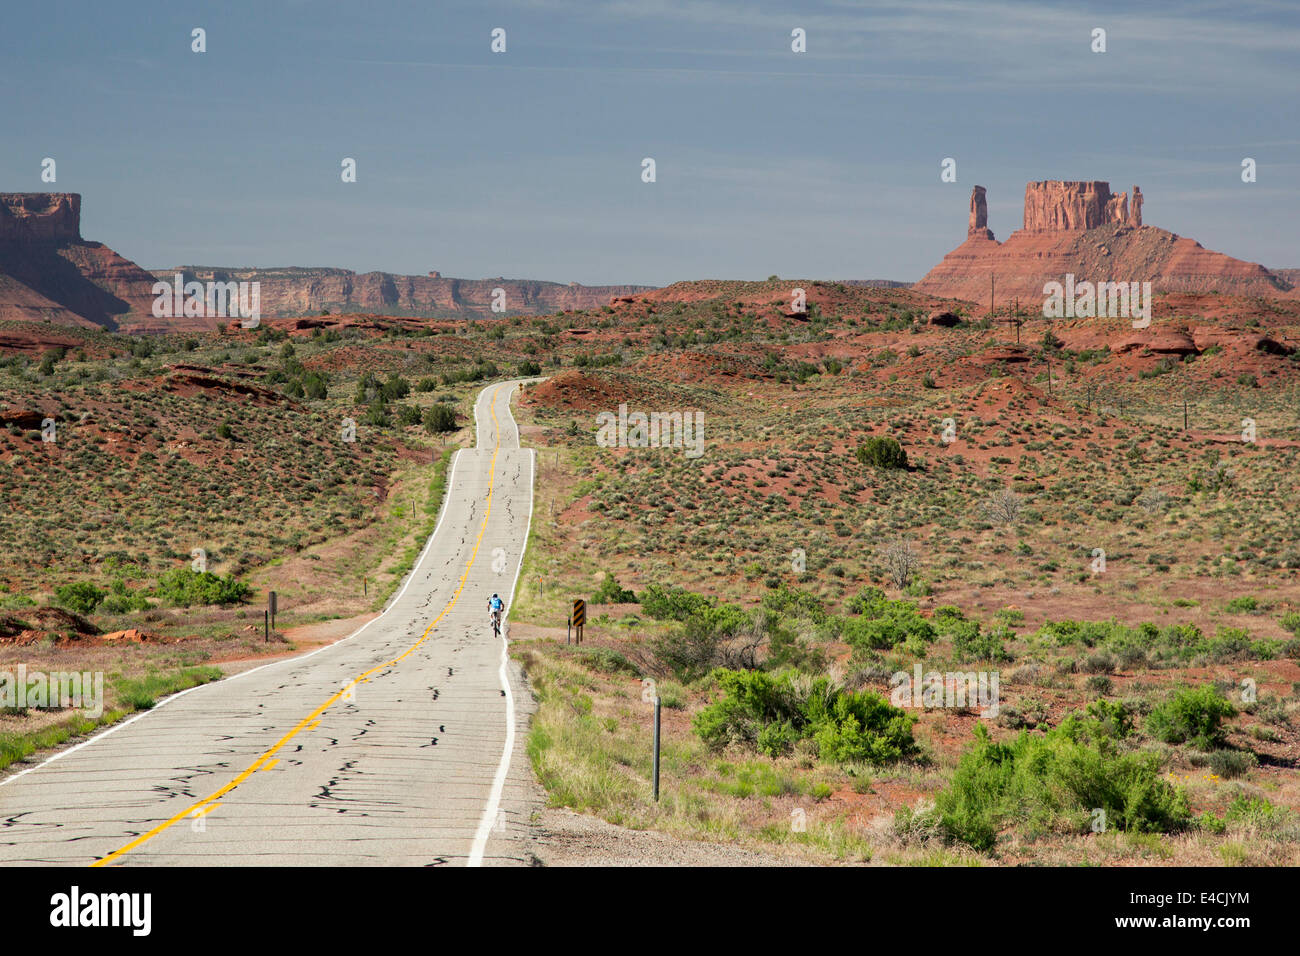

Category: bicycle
[490, 608, 502, 638]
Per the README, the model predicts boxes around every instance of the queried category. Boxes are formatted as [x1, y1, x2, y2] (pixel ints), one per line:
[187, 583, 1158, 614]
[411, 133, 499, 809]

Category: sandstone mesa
[914, 181, 1288, 304]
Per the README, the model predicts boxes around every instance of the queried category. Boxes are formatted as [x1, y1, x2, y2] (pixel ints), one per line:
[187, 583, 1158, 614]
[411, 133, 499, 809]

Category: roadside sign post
[571, 599, 585, 645]
[268, 591, 277, 631]
[264, 610, 269, 643]
[652, 697, 661, 802]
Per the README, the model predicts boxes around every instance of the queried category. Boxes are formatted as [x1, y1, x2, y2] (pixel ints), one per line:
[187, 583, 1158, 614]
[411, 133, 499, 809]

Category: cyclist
[488, 593, 504, 634]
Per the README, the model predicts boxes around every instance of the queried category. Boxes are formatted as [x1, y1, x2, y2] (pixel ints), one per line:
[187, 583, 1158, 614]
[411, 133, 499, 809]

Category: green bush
[936, 723, 1190, 851]
[591, 572, 636, 604]
[846, 586, 888, 616]
[640, 583, 713, 621]
[948, 620, 1010, 662]
[761, 586, 826, 621]
[1146, 685, 1237, 750]
[381, 373, 410, 400]
[54, 581, 105, 616]
[840, 600, 935, 652]
[154, 568, 251, 608]
[693, 669, 915, 765]
[424, 404, 457, 434]
[856, 436, 908, 470]
[100, 581, 150, 615]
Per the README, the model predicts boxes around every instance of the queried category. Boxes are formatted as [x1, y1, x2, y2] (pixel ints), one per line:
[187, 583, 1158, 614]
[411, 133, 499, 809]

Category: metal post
[567, 616, 571, 645]
[264, 610, 269, 642]
[652, 697, 661, 802]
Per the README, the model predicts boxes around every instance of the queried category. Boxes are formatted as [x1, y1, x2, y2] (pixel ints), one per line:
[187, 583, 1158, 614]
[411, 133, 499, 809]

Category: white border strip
[467, 386, 535, 866]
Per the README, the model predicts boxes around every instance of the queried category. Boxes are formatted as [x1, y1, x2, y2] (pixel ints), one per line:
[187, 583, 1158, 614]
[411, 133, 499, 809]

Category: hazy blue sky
[3, 0, 1297, 285]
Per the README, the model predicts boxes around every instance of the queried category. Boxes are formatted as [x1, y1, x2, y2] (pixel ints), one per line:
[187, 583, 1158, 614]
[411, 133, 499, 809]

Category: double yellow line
[92, 386, 505, 866]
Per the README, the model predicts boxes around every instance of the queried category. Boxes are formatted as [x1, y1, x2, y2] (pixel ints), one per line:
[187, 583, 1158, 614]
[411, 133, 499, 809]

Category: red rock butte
[0, 191, 159, 329]
[914, 181, 1290, 304]
[0, 193, 82, 242]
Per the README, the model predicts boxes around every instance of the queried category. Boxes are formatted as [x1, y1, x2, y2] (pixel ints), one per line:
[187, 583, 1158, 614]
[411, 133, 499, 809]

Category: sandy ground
[524, 807, 799, 867]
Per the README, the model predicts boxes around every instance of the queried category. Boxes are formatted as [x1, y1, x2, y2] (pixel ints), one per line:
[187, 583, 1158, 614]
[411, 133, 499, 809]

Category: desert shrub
[1225, 596, 1259, 613]
[424, 404, 457, 434]
[846, 586, 888, 616]
[577, 646, 638, 677]
[840, 600, 935, 652]
[1224, 793, 1285, 829]
[1056, 699, 1134, 743]
[591, 572, 636, 604]
[933, 605, 966, 625]
[1206, 749, 1257, 779]
[948, 620, 1011, 663]
[693, 668, 915, 764]
[640, 583, 713, 621]
[154, 568, 251, 608]
[381, 373, 410, 400]
[1085, 674, 1113, 695]
[761, 586, 826, 621]
[1146, 685, 1236, 750]
[649, 607, 745, 682]
[935, 722, 1190, 851]
[54, 581, 105, 616]
[1280, 612, 1300, 638]
[1034, 618, 1278, 666]
[856, 436, 907, 470]
[809, 691, 917, 764]
[100, 580, 151, 615]
[517, 360, 542, 376]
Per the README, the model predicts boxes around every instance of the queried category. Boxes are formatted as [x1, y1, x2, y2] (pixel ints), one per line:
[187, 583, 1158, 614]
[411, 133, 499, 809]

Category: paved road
[0, 382, 538, 866]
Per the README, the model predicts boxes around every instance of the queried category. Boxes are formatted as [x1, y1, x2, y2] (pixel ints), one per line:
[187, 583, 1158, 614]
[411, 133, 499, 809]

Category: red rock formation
[0, 193, 159, 329]
[968, 186, 994, 239]
[1023, 181, 1134, 232]
[151, 266, 654, 323]
[1191, 326, 1293, 355]
[915, 182, 1291, 303]
[0, 192, 655, 332]
[1113, 331, 1197, 354]
[0, 193, 81, 242]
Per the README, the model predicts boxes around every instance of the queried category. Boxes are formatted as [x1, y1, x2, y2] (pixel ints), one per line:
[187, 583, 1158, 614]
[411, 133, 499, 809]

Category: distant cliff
[152, 266, 656, 322]
[0, 192, 159, 329]
[0, 192, 657, 332]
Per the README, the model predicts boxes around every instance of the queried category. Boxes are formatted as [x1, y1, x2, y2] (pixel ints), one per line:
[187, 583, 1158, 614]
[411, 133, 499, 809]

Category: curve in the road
[0, 381, 536, 867]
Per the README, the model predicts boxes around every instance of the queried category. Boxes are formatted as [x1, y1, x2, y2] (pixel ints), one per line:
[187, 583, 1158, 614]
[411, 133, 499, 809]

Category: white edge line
[0, 441, 469, 792]
[468, 385, 534, 866]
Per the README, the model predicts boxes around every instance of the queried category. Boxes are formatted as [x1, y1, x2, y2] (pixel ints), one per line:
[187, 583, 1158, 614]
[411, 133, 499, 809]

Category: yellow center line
[91, 385, 505, 866]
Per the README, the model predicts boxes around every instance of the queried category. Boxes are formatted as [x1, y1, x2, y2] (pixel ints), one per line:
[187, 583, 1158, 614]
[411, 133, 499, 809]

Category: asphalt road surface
[0, 381, 538, 866]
